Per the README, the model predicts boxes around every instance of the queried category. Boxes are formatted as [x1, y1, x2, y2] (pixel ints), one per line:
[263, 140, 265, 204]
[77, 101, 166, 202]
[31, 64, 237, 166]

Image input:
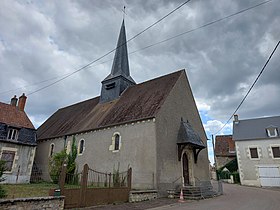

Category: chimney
[10, 95, 18, 106]
[18, 93, 27, 111]
[233, 114, 239, 124]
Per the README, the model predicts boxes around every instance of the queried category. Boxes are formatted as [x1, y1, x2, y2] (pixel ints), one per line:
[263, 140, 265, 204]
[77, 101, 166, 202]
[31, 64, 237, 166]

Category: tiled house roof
[0, 102, 35, 129]
[233, 116, 280, 141]
[215, 135, 236, 157]
[37, 70, 184, 140]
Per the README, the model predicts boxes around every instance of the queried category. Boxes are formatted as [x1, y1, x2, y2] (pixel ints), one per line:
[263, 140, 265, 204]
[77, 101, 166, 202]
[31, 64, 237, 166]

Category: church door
[182, 153, 190, 185]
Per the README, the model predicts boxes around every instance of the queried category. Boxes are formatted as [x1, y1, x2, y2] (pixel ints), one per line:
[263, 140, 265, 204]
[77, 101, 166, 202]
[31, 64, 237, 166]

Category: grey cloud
[0, 0, 279, 128]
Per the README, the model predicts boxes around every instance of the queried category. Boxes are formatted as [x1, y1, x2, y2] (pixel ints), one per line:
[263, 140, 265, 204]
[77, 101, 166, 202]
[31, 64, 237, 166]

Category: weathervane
[121, 6, 126, 20]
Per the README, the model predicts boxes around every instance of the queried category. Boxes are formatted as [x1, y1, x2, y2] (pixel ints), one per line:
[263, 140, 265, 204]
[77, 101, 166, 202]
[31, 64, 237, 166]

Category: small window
[105, 82, 116, 90]
[7, 128, 19, 140]
[266, 127, 278, 137]
[114, 134, 120, 151]
[49, 143, 55, 157]
[272, 146, 280, 158]
[249, 148, 259, 159]
[79, 139, 85, 155]
[109, 132, 121, 152]
[1, 150, 15, 172]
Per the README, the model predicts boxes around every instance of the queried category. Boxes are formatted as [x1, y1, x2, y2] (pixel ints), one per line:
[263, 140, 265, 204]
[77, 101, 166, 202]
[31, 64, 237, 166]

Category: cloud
[204, 120, 232, 135]
[0, 0, 279, 131]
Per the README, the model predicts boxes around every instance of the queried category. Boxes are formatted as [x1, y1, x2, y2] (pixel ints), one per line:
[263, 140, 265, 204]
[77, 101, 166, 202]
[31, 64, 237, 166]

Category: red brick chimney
[18, 93, 27, 111]
[10, 95, 18, 106]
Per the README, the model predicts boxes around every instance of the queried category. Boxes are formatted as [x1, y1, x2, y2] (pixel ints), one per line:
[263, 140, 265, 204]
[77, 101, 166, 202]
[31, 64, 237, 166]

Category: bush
[0, 160, 7, 198]
[48, 136, 78, 184]
[49, 150, 67, 184]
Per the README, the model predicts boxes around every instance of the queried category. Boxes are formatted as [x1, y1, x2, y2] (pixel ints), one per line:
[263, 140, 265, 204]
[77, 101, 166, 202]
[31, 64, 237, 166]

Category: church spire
[100, 20, 136, 103]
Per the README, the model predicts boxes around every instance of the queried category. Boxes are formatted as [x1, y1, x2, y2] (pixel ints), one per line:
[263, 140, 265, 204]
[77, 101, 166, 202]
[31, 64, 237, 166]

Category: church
[35, 20, 210, 195]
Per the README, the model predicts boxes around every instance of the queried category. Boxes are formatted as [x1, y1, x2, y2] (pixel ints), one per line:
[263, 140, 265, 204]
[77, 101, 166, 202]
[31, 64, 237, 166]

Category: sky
[0, 0, 279, 164]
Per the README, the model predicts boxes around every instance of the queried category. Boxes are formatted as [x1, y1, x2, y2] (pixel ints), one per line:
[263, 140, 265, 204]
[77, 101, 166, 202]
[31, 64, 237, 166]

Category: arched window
[49, 143, 55, 157]
[79, 139, 85, 155]
[114, 134, 120, 151]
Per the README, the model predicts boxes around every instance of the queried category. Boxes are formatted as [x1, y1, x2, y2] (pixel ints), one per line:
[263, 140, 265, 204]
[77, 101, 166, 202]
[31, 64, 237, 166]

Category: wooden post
[79, 164, 89, 207]
[109, 173, 111, 188]
[127, 168, 132, 189]
[59, 164, 67, 194]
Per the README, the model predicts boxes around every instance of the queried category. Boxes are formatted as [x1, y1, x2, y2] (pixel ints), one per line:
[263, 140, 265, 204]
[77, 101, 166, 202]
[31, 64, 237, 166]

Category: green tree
[0, 160, 7, 198]
[48, 136, 78, 184]
[48, 150, 67, 184]
[67, 136, 77, 175]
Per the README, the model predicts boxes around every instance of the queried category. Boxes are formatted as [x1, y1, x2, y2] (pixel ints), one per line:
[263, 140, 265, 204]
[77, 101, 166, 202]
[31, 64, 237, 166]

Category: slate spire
[100, 20, 136, 103]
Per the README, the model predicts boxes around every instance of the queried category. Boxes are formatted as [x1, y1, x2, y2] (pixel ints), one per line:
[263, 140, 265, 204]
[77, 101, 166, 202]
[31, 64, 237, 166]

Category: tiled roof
[233, 116, 280, 141]
[37, 70, 184, 140]
[0, 102, 35, 129]
[177, 120, 205, 148]
[215, 135, 236, 157]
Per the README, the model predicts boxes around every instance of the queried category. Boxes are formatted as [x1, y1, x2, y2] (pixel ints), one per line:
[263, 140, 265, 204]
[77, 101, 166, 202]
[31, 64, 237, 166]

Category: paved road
[150, 183, 280, 210]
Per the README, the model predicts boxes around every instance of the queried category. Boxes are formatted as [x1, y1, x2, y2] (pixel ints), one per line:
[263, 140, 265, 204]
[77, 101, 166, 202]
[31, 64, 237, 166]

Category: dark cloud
[0, 0, 279, 129]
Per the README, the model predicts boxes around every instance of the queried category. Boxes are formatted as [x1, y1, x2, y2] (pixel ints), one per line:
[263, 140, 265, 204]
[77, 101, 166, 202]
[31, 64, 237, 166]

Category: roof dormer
[266, 125, 278, 138]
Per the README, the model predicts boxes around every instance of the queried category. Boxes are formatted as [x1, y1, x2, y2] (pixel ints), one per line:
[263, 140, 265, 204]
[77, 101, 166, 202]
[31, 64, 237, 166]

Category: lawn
[1, 182, 58, 199]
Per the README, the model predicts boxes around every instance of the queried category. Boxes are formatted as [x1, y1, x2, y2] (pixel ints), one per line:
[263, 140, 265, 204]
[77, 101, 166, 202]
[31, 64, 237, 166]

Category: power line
[213, 40, 280, 135]
[0, 0, 272, 96]
[26, 0, 191, 96]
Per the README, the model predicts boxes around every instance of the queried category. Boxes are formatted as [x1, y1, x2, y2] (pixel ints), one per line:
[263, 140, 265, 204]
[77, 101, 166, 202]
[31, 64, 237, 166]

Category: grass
[1, 182, 58, 199]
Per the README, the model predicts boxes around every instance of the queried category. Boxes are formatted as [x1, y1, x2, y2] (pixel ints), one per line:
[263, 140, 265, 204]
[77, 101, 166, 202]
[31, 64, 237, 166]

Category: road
[150, 183, 280, 210]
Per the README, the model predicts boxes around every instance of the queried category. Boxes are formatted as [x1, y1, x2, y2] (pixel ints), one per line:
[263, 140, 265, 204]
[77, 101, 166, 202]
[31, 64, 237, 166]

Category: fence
[49, 164, 132, 209]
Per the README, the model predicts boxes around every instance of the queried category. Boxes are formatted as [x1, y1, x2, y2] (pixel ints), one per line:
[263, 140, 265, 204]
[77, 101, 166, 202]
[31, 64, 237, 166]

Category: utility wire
[25, 0, 191, 96]
[0, 0, 272, 96]
[213, 40, 280, 135]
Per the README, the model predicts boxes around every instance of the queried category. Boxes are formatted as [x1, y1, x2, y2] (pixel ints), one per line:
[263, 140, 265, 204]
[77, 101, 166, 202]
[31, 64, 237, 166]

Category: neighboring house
[233, 114, 280, 187]
[215, 135, 236, 169]
[0, 94, 36, 183]
[35, 20, 210, 195]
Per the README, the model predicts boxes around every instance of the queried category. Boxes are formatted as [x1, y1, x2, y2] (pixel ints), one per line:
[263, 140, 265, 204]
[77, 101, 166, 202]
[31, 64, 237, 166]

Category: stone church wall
[155, 71, 210, 195]
[35, 120, 157, 189]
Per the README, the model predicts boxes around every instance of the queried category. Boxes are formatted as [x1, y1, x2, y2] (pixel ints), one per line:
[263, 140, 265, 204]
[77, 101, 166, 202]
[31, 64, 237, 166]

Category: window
[49, 143, 55, 157]
[7, 128, 19, 140]
[1, 150, 15, 172]
[105, 82, 116, 90]
[272, 146, 280, 158]
[249, 148, 259, 159]
[114, 134, 120, 150]
[266, 127, 278, 137]
[109, 132, 121, 152]
[78, 139, 85, 155]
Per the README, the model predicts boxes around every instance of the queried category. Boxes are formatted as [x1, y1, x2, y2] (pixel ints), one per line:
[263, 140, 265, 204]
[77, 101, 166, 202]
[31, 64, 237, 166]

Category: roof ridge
[238, 115, 280, 122]
[136, 69, 184, 86]
[58, 96, 100, 111]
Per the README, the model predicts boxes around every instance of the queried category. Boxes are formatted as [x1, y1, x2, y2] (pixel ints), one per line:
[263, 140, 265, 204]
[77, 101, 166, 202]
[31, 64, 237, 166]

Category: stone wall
[0, 196, 64, 210]
[129, 190, 157, 202]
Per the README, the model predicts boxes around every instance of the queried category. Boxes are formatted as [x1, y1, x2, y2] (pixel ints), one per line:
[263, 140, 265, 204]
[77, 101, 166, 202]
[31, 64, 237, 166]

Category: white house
[233, 115, 280, 187]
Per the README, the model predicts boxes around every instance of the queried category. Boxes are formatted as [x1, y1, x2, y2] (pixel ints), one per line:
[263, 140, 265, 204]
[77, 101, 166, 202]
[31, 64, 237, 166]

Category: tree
[49, 150, 67, 184]
[0, 160, 7, 198]
[48, 136, 78, 184]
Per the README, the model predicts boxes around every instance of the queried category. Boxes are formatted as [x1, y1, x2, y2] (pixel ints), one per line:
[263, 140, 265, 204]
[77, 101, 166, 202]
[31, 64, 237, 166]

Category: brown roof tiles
[215, 135, 236, 157]
[0, 102, 35, 129]
[37, 70, 183, 140]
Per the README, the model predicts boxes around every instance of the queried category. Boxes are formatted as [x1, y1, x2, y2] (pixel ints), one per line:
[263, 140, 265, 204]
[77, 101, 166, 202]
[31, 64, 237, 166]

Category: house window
[249, 148, 259, 159]
[1, 150, 15, 172]
[78, 139, 85, 155]
[49, 143, 55, 157]
[266, 127, 278, 137]
[7, 128, 19, 140]
[272, 146, 280, 158]
[114, 134, 120, 150]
